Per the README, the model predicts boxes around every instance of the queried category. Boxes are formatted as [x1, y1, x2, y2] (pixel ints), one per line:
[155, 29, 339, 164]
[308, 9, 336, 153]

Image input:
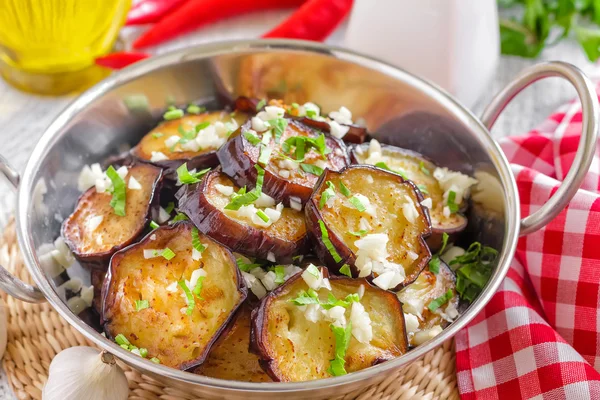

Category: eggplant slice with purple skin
[397, 261, 459, 347]
[102, 222, 246, 370]
[251, 267, 408, 382]
[193, 303, 272, 382]
[62, 163, 163, 267]
[217, 118, 349, 207]
[131, 110, 247, 175]
[351, 141, 472, 251]
[305, 165, 432, 291]
[177, 169, 309, 263]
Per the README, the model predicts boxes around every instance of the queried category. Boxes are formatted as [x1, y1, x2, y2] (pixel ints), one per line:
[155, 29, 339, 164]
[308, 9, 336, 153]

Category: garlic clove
[43, 347, 129, 400]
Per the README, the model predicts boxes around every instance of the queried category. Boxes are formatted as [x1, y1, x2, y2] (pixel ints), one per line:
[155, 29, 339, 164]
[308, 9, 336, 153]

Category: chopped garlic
[86, 215, 103, 233]
[351, 193, 376, 216]
[404, 313, 419, 334]
[52, 237, 74, 268]
[195, 125, 226, 149]
[116, 166, 129, 180]
[433, 167, 478, 205]
[443, 206, 451, 218]
[215, 183, 234, 197]
[261, 271, 278, 291]
[189, 268, 206, 289]
[267, 252, 276, 263]
[328, 120, 350, 138]
[301, 265, 330, 291]
[365, 175, 374, 184]
[251, 116, 268, 132]
[157, 207, 171, 223]
[150, 151, 168, 162]
[166, 281, 178, 292]
[413, 325, 443, 346]
[304, 303, 322, 323]
[164, 135, 180, 148]
[350, 302, 373, 343]
[358, 217, 372, 232]
[326, 306, 347, 327]
[143, 249, 160, 259]
[329, 106, 353, 125]
[357, 284, 365, 299]
[78, 163, 105, 191]
[278, 169, 290, 178]
[372, 270, 404, 291]
[402, 195, 419, 224]
[128, 176, 142, 190]
[420, 197, 432, 209]
[254, 192, 276, 208]
[192, 248, 203, 261]
[80, 285, 94, 307]
[241, 271, 267, 299]
[290, 197, 302, 211]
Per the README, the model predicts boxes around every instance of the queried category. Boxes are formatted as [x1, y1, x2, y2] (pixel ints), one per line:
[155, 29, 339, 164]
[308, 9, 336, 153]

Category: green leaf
[164, 202, 175, 214]
[419, 161, 431, 176]
[300, 163, 324, 176]
[451, 242, 498, 303]
[320, 181, 337, 209]
[256, 99, 266, 111]
[327, 322, 352, 376]
[268, 118, 288, 143]
[575, 24, 600, 61]
[417, 184, 429, 195]
[194, 121, 211, 132]
[163, 108, 184, 120]
[339, 264, 352, 277]
[176, 163, 210, 185]
[191, 227, 206, 254]
[178, 280, 195, 316]
[447, 190, 459, 213]
[439, 232, 449, 255]
[115, 333, 130, 347]
[429, 256, 440, 274]
[319, 220, 342, 263]
[135, 299, 149, 311]
[243, 130, 261, 145]
[374, 161, 408, 180]
[273, 265, 285, 284]
[348, 229, 368, 237]
[225, 165, 265, 210]
[321, 293, 360, 310]
[149, 221, 159, 230]
[161, 247, 176, 260]
[339, 181, 351, 197]
[171, 212, 188, 222]
[150, 357, 161, 364]
[152, 132, 164, 138]
[428, 289, 454, 312]
[348, 196, 366, 212]
[258, 131, 273, 165]
[289, 289, 321, 306]
[193, 276, 205, 298]
[499, 18, 545, 58]
[186, 104, 205, 115]
[105, 166, 127, 217]
[256, 209, 270, 223]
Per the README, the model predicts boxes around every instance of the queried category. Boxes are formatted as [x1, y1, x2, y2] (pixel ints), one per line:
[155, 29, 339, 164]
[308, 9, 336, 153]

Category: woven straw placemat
[0, 220, 459, 400]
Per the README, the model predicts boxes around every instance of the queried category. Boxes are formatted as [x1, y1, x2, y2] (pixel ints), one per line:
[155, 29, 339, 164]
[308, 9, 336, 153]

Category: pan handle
[0, 155, 45, 303]
[481, 61, 599, 236]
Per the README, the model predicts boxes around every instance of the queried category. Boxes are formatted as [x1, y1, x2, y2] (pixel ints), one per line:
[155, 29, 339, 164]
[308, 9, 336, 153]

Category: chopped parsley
[300, 163, 323, 176]
[160, 247, 176, 260]
[321, 293, 359, 310]
[419, 161, 431, 176]
[152, 132, 164, 138]
[258, 131, 273, 165]
[282, 134, 329, 160]
[150, 357, 161, 364]
[339, 264, 352, 277]
[149, 220, 159, 229]
[178, 280, 195, 316]
[417, 184, 429, 195]
[348, 229, 368, 237]
[243, 130, 261, 145]
[191, 227, 206, 254]
[114, 334, 149, 359]
[272, 265, 285, 284]
[328, 322, 352, 376]
[176, 163, 210, 184]
[171, 212, 189, 222]
[195, 121, 211, 132]
[164, 201, 175, 214]
[452, 242, 498, 303]
[256, 209, 270, 223]
[163, 108, 184, 120]
[319, 220, 342, 263]
[348, 196, 366, 212]
[429, 232, 449, 274]
[339, 181, 351, 197]
[135, 299, 149, 311]
[374, 161, 408, 180]
[192, 276, 205, 299]
[428, 289, 454, 312]
[289, 288, 321, 306]
[225, 164, 265, 210]
[447, 190, 459, 213]
[256, 99, 266, 111]
[186, 104, 206, 114]
[268, 118, 288, 142]
[320, 181, 337, 209]
[236, 257, 262, 272]
[105, 166, 127, 217]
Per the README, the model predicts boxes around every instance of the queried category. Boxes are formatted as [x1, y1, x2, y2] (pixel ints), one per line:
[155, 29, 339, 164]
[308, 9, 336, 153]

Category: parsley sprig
[105, 166, 127, 216]
[224, 165, 265, 210]
[452, 242, 498, 303]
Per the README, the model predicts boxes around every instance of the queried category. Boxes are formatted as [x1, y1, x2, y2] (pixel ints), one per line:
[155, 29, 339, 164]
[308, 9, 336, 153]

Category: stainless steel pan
[0, 40, 597, 399]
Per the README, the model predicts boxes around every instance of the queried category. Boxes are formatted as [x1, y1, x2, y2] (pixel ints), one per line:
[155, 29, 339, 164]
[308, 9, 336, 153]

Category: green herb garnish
[115, 334, 130, 347]
[152, 132, 164, 139]
[256, 99, 266, 111]
[339, 181, 351, 197]
[452, 242, 498, 303]
[268, 118, 288, 143]
[428, 289, 454, 312]
[306, 264, 320, 278]
[164, 201, 175, 214]
[191, 227, 206, 254]
[348, 196, 366, 212]
[243, 130, 261, 145]
[149, 221, 159, 230]
[319, 220, 342, 263]
[150, 357, 161, 364]
[178, 280, 195, 316]
[327, 322, 352, 376]
[348, 230, 368, 237]
[195, 121, 211, 132]
[300, 163, 323, 176]
[176, 163, 210, 184]
[419, 161, 431, 176]
[135, 299, 149, 311]
[258, 131, 273, 165]
[171, 212, 189, 222]
[186, 104, 206, 114]
[320, 181, 337, 209]
[225, 164, 265, 210]
[429, 232, 449, 274]
[256, 209, 270, 223]
[374, 161, 408, 179]
[161, 247, 176, 260]
[339, 264, 352, 277]
[289, 288, 321, 306]
[236, 257, 262, 272]
[193, 276, 205, 299]
[447, 190, 459, 213]
[321, 293, 359, 310]
[163, 108, 184, 120]
[105, 166, 127, 216]
[417, 184, 429, 195]
[273, 265, 285, 284]
[282, 134, 329, 160]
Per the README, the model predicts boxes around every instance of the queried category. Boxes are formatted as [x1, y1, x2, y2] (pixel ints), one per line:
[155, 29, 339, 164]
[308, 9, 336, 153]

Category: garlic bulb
[0, 298, 6, 360]
[43, 347, 129, 400]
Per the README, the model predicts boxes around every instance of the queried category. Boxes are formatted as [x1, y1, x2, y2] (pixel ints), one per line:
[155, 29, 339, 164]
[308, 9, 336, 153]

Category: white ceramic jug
[343, 0, 500, 108]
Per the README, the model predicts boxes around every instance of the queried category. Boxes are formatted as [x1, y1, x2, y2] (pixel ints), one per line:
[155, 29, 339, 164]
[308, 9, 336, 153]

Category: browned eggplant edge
[101, 221, 248, 371]
[217, 119, 350, 207]
[305, 164, 432, 290]
[131, 148, 220, 181]
[61, 164, 164, 268]
[249, 267, 408, 381]
[349, 143, 469, 251]
[176, 169, 310, 263]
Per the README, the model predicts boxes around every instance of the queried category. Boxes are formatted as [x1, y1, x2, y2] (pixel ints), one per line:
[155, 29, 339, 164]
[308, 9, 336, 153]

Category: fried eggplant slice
[193, 304, 272, 382]
[62, 163, 162, 266]
[102, 222, 246, 370]
[176, 169, 309, 263]
[397, 261, 458, 347]
[305, 165, 432, 290]
[132, 111, 247, 173]
[351, 141, 474, 251]
[252, 268, 408, 382]
[217, 116, 349, 207]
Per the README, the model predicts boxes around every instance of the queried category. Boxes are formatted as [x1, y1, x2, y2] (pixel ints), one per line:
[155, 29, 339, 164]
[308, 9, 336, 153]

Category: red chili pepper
[262, 0, 353, 41]
[95, 52, 151, 70]
[133, 0, 306, 49]
[126, 0, 189, 25]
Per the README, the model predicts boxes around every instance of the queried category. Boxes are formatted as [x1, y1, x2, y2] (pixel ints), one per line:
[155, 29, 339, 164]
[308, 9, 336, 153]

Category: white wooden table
[0, 11, 596, 399]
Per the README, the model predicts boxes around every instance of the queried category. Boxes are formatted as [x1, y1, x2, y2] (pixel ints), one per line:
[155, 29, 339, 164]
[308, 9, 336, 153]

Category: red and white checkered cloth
[455, 86, 600, 399]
